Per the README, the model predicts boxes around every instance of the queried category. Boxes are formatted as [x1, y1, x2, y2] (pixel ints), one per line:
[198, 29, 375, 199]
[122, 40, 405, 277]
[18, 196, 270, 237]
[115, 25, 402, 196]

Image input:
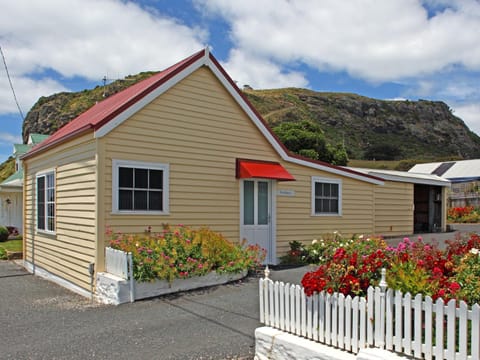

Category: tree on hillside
[273, 120, 348, 165]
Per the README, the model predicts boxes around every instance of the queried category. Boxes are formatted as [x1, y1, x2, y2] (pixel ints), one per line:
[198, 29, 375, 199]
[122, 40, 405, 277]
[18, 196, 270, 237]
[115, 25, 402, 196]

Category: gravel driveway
[0, 261, 268, 360]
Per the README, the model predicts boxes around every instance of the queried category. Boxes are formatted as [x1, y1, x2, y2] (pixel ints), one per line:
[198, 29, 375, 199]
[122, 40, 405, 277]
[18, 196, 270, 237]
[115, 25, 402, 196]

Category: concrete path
[384, 223, 480, 249]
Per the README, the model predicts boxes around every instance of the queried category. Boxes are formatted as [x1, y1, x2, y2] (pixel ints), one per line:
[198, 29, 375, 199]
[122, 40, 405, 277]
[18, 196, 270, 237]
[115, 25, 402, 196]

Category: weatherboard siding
[24, 133, 96, 290]
[103, 66, 280, 239]
[374, 181, 414, 235]
[275, 162, 376, 255]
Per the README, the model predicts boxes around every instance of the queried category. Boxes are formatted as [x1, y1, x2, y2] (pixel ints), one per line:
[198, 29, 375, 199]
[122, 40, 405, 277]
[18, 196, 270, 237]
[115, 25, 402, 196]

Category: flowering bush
[448, 206, 480, 223]
[108, 224, 266, 282]
[301, 234, 389, 296]
[454, 249, 480, 304]
[279, 241, 308, 265]
[301, 233, 480, 305]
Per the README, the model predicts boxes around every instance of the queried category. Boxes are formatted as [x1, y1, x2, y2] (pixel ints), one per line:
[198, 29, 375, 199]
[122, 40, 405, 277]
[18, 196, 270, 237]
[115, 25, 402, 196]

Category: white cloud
[198, 0, 480, 83]
[0, 75, 68, 115]
[222, 49, 308, 89]
[0, 0, 206, 80]
[452, 103, 480, 136]
[0, 132, 22, 145]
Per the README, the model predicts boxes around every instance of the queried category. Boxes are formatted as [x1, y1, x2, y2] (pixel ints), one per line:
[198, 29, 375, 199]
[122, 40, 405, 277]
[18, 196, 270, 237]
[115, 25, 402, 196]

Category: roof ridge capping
[21, 47, 382, 185]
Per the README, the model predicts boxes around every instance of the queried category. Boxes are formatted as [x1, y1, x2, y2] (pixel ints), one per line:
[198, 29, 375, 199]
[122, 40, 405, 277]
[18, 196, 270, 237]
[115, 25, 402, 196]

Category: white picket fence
[259, 276, 480, 359]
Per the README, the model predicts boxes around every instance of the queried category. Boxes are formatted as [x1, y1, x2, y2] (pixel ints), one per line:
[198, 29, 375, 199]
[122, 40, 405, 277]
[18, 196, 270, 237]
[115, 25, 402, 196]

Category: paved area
[0, 261, 265, 360]
[384, 223, 480, 249]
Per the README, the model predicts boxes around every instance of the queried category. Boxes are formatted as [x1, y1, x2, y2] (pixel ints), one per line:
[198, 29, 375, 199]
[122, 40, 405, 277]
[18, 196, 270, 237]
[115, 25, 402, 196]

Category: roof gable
[23, 48, 383, 185]
[28, 133, 49, 145]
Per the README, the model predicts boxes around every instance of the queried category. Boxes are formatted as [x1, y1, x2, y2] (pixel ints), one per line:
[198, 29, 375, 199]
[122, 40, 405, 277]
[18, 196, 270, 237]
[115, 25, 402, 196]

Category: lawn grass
[0, 239, 22, 252]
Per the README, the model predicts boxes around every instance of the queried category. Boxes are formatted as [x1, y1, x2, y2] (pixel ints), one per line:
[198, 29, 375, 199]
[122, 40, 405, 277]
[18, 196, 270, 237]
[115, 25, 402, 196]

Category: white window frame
[36, 169, 56, 234]
[311, 176, 342, 216]
[112, 159, 169, 215]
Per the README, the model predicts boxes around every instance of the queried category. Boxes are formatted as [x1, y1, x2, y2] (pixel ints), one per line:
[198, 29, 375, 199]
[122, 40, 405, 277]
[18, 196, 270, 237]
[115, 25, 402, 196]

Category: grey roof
[409, 159, 480, 181]
[348, 167, 451, 187]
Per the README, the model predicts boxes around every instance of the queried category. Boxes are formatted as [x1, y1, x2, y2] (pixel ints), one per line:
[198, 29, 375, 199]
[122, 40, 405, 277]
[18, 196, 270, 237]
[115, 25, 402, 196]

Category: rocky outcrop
[244, 89, 480, 160]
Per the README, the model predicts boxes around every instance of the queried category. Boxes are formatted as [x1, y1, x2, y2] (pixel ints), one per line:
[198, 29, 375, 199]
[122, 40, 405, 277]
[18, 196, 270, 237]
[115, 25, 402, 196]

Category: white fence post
[128, 252, 134, 302]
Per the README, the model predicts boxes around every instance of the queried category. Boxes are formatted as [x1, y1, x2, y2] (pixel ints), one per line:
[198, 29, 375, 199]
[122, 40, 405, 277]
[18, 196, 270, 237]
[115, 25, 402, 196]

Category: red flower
[449, 282, 461, 293]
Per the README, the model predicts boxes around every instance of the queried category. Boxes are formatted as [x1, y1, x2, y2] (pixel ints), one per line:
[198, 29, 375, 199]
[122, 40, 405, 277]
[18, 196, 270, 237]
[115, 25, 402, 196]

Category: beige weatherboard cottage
[21, 48, 450, 297]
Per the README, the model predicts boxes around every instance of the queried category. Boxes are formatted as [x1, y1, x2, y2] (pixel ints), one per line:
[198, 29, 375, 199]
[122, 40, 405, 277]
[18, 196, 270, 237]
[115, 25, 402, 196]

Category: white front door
[240, 179, 275, 264]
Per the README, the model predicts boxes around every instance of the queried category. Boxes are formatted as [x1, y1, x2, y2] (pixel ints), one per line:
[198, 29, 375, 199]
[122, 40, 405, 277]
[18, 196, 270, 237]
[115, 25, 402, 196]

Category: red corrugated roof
[24, 49, 206, 159]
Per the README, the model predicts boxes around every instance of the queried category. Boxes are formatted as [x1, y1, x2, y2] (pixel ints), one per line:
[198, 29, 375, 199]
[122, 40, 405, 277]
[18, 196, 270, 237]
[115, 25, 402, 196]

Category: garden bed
[96, 270, 247, 305]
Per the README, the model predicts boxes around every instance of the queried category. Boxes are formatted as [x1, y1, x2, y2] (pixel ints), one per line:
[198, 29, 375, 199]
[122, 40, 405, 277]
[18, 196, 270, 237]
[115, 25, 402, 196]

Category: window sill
[111, 211, 170, 216]
[36, 230, 56, 237]
[311, 213, 342, 217]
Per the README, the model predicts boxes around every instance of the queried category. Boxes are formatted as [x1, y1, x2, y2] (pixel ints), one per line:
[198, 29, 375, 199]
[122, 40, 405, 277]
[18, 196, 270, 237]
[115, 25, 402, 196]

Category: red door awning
[236, 159, 295, 181]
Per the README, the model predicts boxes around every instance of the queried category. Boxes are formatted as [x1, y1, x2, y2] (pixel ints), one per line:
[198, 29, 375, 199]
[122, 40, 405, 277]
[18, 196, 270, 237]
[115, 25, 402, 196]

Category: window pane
[47, 173, 54, 188]
[330, 199, 338, 213]
[37, 177, 45, 230]
[324, 183, 331, 197]
[331, 184, 338, 197]
[243, 181, 254, 225]
[258, 181, 269, 225]
[119, 167, 133, 187]
[48, 217, 55, 232]
[119, 190, 133, 210]
[47, 188, 55, 202]
[315, 182, 322, 197]
[149, 191, 162, 211]
[134, 190, 148, 210]
[48, 203, 55, 218]
[149, 170, 163, 189]
[135, 168, 148, 188]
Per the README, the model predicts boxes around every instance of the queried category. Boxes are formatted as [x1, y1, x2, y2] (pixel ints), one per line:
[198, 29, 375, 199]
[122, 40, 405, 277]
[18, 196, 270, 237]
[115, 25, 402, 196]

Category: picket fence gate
[259, 275, 480, 359]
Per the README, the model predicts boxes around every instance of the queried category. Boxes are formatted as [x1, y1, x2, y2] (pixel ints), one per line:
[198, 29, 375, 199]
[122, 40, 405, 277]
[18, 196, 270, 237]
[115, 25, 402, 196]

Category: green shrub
[0, 247, 6, 260]
[0, 226, 9, 242]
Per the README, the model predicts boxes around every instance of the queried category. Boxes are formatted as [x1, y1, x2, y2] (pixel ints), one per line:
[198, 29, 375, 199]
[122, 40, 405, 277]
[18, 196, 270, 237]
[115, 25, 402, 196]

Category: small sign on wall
[277, 189, 295, 197]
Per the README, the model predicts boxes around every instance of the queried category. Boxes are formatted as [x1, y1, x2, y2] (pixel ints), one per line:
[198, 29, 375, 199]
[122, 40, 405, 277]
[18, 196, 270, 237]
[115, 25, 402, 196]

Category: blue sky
[1, 0, 479, 163]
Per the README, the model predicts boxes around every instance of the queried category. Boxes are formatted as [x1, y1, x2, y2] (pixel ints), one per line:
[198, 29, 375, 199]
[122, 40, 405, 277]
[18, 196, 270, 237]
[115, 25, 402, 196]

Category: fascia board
[370, 172, 451, 187]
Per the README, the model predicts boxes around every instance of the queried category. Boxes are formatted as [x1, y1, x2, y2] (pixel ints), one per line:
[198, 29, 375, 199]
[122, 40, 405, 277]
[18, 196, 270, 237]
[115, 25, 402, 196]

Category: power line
[0, 45, 24, 121]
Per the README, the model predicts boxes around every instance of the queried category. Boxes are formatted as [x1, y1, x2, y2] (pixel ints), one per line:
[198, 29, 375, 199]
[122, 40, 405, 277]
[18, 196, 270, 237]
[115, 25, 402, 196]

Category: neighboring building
[21, 49, 449, 297]
[410, 159, 480, 208]
[0, 134, 49, 233]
